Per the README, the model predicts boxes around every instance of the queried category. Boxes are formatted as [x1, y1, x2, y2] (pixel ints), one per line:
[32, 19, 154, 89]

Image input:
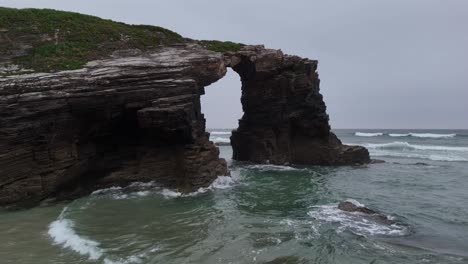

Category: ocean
[1, 129, 467, 264]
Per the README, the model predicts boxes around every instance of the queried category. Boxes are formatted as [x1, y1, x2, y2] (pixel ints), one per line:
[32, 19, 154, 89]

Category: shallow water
[1, 129, 468, 264]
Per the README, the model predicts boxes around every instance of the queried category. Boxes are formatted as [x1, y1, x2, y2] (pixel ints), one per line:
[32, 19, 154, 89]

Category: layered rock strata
[227, 46, 369, 165]
[0, 44, 369, 207]
[0, 45, 228, 206]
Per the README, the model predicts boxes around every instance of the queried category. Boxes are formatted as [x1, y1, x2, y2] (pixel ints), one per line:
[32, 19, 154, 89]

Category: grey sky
[1, 0, 467, 129]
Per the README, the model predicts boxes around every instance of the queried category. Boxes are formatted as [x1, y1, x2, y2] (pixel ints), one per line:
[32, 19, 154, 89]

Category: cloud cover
[2, 0, 467, 128]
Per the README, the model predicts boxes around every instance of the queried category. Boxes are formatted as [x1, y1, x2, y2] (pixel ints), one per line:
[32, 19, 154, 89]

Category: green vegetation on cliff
[199, 40, 245, 53]
[0, 7, 184, 72]
[0, 7, 245, 73]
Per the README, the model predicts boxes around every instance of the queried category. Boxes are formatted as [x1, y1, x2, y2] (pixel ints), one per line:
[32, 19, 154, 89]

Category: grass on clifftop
[0, 7, 185, 72]
[199, 40, 245, 53]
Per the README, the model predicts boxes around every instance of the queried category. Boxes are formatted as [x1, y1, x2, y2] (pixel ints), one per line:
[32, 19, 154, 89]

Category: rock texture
[226, 46, 369, 165]
[0, 45, 228, 207]
[0, 43, 369, 207]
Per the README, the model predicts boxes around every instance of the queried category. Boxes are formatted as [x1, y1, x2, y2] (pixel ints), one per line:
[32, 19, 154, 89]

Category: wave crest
[210, 131, 231, 135]
[355, 132, 384, 137]
[389, 133, 456, 138]
[365, 142, 468, 152]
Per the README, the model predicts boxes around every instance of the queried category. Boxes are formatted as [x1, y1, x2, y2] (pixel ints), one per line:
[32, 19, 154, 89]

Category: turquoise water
[1, 129, 467, 264]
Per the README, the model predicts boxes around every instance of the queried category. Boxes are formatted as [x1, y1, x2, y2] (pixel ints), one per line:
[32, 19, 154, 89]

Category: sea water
[0, 129, 467, 264]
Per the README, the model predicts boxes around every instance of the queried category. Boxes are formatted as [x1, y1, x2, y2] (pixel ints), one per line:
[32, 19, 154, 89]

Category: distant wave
[359, 141, 468, 162]
[389, 133, 456, 138]
[356, 132, 457, 138]
[355, 132, 384, 137]
[210, 131, 232, 135]
[210, 137, 230, 143]
[365, 142, 468, 152]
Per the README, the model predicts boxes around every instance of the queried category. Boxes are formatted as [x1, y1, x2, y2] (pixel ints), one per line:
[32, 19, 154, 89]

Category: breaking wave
[210, 131, 232, 135]
[91, 175, 236, 200]
[365, 142, 468, 152]
[308, 200, 409, 237]
[48, 208, 104, 260]
[48, 208, 152, 264]
[355, 132, 384, 137]
[389, 133, 456, 138]
[357, 142, 468, 162]
[246, 164, 306, 172]
[210, 137, 230, 144]
[355, 132, 457, 138]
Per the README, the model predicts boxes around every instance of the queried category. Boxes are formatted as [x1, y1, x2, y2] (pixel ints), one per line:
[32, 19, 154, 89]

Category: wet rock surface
[338, 201, 395, 225]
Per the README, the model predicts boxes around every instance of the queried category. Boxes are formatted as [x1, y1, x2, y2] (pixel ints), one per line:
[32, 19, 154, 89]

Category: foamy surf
[355, 132, 384, 137]
[210, 137, 230, 144]
[47, 207, 109, 260]
[348, 141, 468, 162]
[365, 142, 468, 152]
[49, 208, 158, 264]
[48, 210, 103, 260]
[210, 131, 232, 135]
[246, 164, 306, 171]
[91, 175, 236, 201]
[389, 133, 456, 138]
[308, 202, 408, 237]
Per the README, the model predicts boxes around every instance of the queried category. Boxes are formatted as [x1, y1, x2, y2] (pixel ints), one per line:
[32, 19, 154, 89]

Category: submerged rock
[338, 201, 395, 225]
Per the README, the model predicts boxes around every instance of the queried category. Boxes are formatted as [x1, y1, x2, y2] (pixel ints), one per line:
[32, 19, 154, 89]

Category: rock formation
[227, 46, 369, 165]
[0, 45, 228, 207]
[0, 8, 369, 207]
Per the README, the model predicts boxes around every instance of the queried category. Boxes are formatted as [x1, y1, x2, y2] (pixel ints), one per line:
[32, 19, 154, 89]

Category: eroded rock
[227, 46, 370, 165]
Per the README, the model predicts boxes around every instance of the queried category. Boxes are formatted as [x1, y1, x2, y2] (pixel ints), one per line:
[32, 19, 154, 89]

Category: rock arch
[225, 46, 369, 165]
[0, 44, 368, 207]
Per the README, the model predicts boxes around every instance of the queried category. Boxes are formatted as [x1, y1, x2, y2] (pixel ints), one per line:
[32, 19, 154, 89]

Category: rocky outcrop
[226, 46, 369, 165]
[0, 45, 228, 207]
[0, 43, 369, 207]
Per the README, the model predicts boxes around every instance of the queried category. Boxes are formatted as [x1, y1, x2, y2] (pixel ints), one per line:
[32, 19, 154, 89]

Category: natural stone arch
[0, 44, 369, 207]
[224, 46, 369, 165]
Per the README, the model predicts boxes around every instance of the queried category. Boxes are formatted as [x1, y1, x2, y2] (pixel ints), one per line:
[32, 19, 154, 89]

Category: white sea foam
[91, 174, 237, 201]
[48, 208, 104, 260]
[49, 208, 154, 264]
[365, 142, 468, 152]
[161, 189, 182, 198]
[388, 133, 410, 137]
[210, 175, 235, 189]
[308, 203, 408, 236]
[246, 164, 304, 171]
[409, 133, 456, 138]
[357, 141, 468, 162]
[210, 131, 232, 135]
[370, 152, 468, 162]
[210, 137, 231, 143]
[355, 132, 384, 137]
[92, 186, 122, 195]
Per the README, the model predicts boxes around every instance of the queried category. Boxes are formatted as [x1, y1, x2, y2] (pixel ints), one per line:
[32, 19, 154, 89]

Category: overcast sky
[2, 0, 467, 129]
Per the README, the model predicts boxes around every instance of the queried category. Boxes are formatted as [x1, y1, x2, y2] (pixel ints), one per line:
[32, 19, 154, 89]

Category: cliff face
[227, 46, 370, 165]
[0, 8, 369, 207]
[0, 45, 228, 206]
